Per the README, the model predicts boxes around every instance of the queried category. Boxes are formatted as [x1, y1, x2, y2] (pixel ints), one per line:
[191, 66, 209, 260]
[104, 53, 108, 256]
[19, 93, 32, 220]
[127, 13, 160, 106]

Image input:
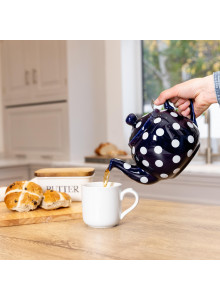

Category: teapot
[108, 100, 200, 184]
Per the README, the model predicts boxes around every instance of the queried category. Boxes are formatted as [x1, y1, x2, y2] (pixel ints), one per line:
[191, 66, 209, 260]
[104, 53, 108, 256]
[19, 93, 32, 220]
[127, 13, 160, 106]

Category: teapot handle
[164, 99, 198, 127]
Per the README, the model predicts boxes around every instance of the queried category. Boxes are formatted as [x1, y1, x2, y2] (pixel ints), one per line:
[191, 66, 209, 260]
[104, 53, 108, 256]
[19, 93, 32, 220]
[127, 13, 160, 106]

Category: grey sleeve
[214, 71, 220, 105]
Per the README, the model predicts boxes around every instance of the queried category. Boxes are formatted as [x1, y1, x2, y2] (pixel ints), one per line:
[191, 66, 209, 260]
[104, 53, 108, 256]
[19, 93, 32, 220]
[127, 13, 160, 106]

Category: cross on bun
[41, 190, 71, 210]
[4, 181, 43, 212]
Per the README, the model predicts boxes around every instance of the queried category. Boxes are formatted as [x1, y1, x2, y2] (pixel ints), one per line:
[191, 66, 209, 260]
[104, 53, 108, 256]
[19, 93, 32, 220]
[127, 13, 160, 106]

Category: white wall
[67, 40, 145, 160]
[0, 42, 4, 154]
[67, 40, 107, 161]
[105, 40, 142, 152]
[67, 40, 142, 161]
[121, 40, 143, 151]
[105, 41, 125, 150]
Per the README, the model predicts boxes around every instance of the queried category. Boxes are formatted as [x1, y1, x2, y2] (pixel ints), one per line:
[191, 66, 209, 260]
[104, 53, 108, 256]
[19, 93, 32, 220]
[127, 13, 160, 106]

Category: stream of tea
[103, 168, 110, 187]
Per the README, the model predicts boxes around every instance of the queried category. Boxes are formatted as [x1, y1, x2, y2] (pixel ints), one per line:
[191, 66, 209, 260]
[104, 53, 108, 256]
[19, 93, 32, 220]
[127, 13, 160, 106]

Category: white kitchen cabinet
[2, 41, 67, 106]
[2, 41, 31, 105]
[4, 102, 70, 160]
[32, 41, 67, 102]
[1, 40, 106, 161]
[2, 40, 69, 160]
[0, 166, 29, 187]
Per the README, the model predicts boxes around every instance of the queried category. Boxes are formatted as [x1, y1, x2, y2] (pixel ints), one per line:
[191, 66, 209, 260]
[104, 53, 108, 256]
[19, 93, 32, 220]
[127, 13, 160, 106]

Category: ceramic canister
[31, 168, 95, 201]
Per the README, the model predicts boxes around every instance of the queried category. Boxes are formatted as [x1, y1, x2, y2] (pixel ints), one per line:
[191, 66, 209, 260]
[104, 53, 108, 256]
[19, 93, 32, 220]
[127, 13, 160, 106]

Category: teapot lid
[126, 110, 159, 145]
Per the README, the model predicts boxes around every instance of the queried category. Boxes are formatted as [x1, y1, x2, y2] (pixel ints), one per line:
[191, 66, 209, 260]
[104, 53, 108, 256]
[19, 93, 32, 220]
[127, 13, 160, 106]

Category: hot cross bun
[41, 190, 71, 210]
[4, 181, 43, 212]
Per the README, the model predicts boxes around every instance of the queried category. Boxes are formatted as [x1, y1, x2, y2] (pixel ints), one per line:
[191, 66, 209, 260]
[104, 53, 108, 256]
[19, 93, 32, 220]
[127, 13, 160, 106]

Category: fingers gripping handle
[164, 99, 198, 126]
[120, 188, 139, 220]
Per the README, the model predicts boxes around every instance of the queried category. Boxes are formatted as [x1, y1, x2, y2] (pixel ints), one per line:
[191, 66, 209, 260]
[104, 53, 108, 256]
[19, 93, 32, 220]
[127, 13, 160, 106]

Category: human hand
[154, 75, 217, 118]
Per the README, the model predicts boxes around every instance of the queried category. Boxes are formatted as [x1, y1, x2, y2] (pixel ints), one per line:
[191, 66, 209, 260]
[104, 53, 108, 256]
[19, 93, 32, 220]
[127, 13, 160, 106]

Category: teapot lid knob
[126, 113, 138, 127]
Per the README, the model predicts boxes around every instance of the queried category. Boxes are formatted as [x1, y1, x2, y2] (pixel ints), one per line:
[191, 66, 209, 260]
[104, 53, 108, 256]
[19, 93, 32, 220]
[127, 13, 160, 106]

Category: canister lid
[34, 167, 95, 177]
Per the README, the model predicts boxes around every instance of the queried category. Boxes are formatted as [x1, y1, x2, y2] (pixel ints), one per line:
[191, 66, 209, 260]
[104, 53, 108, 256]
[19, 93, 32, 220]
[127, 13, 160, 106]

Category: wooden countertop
[0, 198, 220, 260]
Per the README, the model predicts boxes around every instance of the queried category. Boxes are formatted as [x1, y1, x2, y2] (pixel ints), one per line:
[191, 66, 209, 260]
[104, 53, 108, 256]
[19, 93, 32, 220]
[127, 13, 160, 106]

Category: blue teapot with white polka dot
[108, 101, 200, 184]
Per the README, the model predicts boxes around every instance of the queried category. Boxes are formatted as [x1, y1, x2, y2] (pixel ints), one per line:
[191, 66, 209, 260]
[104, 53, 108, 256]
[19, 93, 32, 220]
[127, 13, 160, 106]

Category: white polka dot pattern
[155, 160, 163, 167]
[125, 108, 199, 184]
[187, 149, 193, 157]
[154, 146, 162, 154]
[173, 168, 180, 174]
[172, 123, 180, 130]
[188, 135, 194, 143]
[142, 160, 149, 167]
[136, 121, 142, 128]
[154, 117, 161, 124]
[160, 174, 168, 178]
[140, 147, 147, 155]
[140, 177, 148, 183]
[187, 121, 193, 128]
[171, 139, 180, 148]
[173, 155, 181, 163]
[170, 112, 178, 117]
[156, 128, 164, 136]
[123, 163, 131, 169]
[142, 132, 149, 140]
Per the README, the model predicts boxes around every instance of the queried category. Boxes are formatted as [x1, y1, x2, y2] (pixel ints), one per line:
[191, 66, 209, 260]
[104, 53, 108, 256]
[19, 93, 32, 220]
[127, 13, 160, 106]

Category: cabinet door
[4, 102, 70, 160]
[31, 41, 67, 102]
[2, 41, 31, 106]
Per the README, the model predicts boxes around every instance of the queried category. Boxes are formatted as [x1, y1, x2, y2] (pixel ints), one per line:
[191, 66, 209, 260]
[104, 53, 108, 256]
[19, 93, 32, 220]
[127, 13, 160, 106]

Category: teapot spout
[108, 158, 158, 185]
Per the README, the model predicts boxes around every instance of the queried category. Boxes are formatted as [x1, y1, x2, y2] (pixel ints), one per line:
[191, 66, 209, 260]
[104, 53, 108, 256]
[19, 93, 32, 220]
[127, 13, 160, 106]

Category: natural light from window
[141, 40, 220, 159]
[142, 40, 220, 113]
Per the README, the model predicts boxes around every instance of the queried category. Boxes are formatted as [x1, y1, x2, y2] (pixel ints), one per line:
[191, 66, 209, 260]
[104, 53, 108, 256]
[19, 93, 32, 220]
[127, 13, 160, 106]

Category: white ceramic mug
[82, 182, 139, 228]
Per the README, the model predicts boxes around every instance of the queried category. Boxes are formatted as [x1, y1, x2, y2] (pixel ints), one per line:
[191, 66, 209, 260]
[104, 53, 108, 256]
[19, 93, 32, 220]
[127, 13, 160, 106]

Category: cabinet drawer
[0, 166, 29, 187]
[5, 102, 69, 160]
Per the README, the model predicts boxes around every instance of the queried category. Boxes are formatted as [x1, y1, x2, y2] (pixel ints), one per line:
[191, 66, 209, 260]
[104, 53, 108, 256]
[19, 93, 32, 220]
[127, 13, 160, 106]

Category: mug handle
[120, 188, 139, 220]
[164, 99, 198, 127]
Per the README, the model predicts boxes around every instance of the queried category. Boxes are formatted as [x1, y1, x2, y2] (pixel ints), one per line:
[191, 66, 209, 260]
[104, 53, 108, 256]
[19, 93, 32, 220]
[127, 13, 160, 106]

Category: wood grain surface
[34, 167, 95, 177]
[0, 202, 82, 227]
[0, 198, 220, 259]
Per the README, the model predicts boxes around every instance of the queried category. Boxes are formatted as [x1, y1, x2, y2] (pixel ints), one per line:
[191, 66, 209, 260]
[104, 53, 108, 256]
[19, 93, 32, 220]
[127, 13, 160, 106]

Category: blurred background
[0, 40, 220, 203]
[142, 40, 220, 160]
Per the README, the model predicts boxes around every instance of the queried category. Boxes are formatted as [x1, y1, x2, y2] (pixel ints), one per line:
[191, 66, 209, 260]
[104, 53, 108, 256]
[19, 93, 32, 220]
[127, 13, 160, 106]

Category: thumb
[154, 86, 179, 105]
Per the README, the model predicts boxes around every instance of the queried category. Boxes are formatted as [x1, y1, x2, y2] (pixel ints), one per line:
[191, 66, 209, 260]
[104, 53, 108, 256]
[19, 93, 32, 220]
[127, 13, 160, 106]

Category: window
[141, 40, 220, 161]
[142, 40, 220, 113]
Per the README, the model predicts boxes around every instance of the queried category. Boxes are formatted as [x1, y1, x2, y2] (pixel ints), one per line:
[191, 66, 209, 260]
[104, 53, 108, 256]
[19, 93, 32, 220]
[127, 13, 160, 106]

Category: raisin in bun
[41, 190, 71, 210]
[4, 181, 43, 212]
